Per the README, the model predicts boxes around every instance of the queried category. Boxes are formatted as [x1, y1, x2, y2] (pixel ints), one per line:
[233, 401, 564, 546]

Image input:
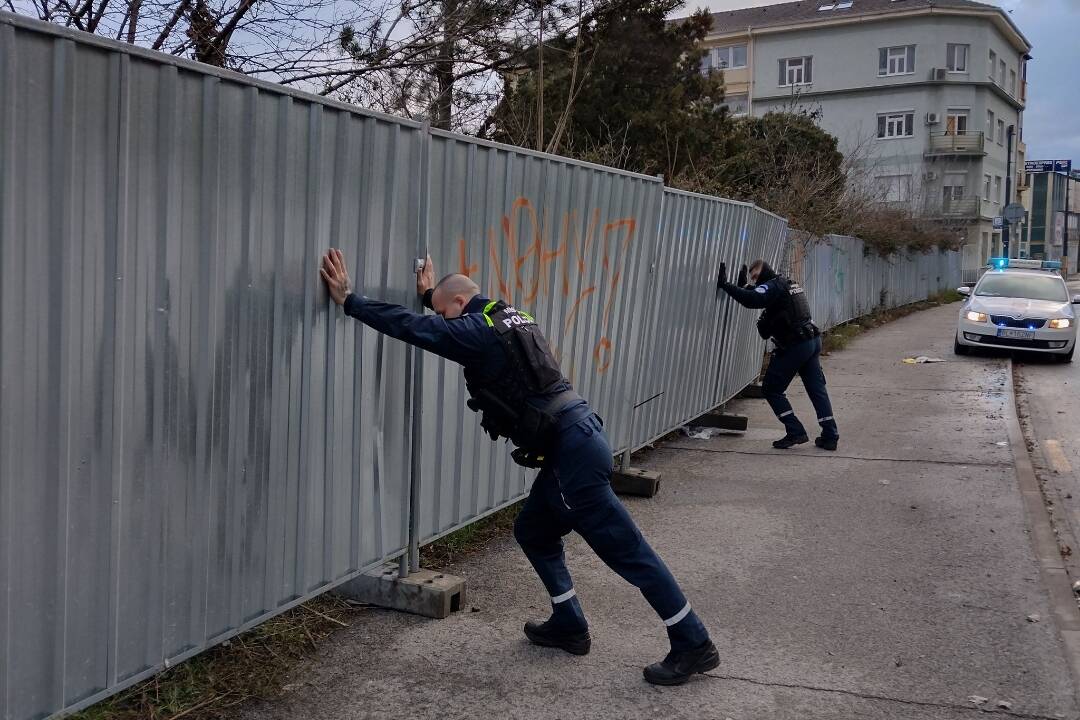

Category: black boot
[643, 640, 720, 686]
[524, 620, 591, 656]
[772, 434, 809, 449]
[815, 436, 838, 451]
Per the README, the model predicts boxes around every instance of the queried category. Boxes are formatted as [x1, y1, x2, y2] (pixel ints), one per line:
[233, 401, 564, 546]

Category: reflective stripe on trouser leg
[551, 589, 576, 604]
[778, 410, 793, 418]
[663, 603, 692, 627]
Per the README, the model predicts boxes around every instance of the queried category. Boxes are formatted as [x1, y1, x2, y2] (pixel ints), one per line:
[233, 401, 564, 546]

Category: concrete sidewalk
[240, 303, 1079, 720]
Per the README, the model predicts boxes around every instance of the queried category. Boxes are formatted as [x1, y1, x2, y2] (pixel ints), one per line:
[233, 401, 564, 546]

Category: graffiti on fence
[453, 196, 637, 379]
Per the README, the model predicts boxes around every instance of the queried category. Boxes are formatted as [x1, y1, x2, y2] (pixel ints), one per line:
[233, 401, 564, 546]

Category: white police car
[954, 259, 1078, 362]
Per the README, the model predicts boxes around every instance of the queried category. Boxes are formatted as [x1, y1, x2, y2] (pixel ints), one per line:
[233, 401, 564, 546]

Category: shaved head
[431, 273, 480, 319]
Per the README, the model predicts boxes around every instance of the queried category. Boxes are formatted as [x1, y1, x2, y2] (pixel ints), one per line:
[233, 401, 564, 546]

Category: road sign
[993, 216, 1004, 229]
[1024, 159, 1073, 174]
[1004, 203, 1026, 223]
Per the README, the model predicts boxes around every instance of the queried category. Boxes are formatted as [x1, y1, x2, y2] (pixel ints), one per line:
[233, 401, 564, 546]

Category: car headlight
[965, 310, 988, 322]
[1049, 318, 1072, 329]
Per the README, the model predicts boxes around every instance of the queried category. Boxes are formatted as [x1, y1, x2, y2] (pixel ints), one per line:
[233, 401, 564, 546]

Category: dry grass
[73, 501, 524, 720]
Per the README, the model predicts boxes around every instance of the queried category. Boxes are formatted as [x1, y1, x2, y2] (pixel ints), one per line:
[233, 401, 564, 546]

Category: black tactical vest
[462, 301, 578, 453]
[760, 276, 817, 347]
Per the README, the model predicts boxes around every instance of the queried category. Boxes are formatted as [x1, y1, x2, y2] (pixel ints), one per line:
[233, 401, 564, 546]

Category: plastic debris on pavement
[902, 356, 946, 364]
[680, 426, 726, 440]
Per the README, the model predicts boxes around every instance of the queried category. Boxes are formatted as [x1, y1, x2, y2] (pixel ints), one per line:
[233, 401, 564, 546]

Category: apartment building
[699, 0, 1032, 266]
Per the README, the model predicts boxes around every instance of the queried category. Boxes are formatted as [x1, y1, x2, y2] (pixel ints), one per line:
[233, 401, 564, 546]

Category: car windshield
[975, 274, 1068, 302]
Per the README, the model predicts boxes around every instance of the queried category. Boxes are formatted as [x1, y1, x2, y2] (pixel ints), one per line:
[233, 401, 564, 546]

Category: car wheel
[954, 336, 970, 355]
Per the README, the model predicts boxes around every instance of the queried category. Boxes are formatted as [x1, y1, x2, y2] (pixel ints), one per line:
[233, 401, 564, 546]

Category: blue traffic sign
[1024, 159, 1072, 173]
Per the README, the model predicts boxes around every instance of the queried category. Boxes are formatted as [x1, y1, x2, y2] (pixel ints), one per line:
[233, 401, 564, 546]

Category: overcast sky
[676, 0, 1079, 164]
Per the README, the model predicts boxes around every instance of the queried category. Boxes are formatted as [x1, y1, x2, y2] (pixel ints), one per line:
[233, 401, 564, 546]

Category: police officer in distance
[717, 258, 839, 451]
[319, 248, 718, 686]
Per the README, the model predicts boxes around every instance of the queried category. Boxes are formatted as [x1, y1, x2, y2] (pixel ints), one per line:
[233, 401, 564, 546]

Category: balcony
[926, 131, 986, 157]
[925, 196, 982, 220]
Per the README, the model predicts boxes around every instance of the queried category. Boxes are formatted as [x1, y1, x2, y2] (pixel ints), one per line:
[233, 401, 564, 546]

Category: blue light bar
[1042, 260, 1062, 270]
[988, 257, 1009, 269]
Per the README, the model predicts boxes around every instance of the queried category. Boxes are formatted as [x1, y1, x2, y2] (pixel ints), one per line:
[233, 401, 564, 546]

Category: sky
[676, 0, 1080, 164]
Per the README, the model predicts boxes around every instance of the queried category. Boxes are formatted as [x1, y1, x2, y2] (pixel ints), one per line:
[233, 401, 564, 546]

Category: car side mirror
[957, 287, 971, 296]
[1072, 294, 1080, 304]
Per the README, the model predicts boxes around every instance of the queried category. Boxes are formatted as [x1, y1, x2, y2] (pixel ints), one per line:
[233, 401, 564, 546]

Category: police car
[954, 258, 1078, 362]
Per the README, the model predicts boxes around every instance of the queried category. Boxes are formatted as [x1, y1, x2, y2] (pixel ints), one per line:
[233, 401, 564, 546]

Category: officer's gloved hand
[716, 262, 728, 289]
[737, 265, 748, 287]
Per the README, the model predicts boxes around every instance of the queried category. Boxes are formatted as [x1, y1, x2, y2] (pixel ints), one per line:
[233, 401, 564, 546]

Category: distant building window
[984, 173, 992, 201]
[998, 59, 1006, 85]
[995, 175, 1003, 204]
[947, 44, 968, 72]
[945, 110, 969, 135]
[1009, 68, 1017, 96]
[877, 174, 912, 202]
[722, 93, 749, 116]
[988, 49, 996, 80]
[877, 111, 914, 139]
[996, 118, 1005, 145]
[779, 56, 813, 86]
[879, 45, 916, 76]
[986, 109, 994, 137]
[709, 44, 747, 70]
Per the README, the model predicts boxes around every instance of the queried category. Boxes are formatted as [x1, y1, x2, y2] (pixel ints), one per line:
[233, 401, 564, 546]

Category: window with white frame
[998, 58, 1006, 85]
[946, 43, 968, 72]
[707, 44, 748, 71]
[879, 45, 916, 76]
[722, 93, 749, 116]
[779, 56, 813, 86]
[995, 175, 1003, 204]
[986, 109, 994, 137]
[945, 110, 969, 135]
[988, 49, 996, 80]
[877, 111, 914, 139]
[1009, 68, 1017, 96]
[984, 174, 992, 201]
[996, 118, 1005, 145]
[876, 174, 912, 202]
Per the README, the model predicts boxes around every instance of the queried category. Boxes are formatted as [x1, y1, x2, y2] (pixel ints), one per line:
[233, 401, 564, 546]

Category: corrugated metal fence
[790, 235, 963, 332]
[0, 13, 960, 719]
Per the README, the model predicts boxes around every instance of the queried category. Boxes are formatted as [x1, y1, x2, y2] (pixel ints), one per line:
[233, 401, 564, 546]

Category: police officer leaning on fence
[716, 259, 840, 451]
[319, 248, 718, 686]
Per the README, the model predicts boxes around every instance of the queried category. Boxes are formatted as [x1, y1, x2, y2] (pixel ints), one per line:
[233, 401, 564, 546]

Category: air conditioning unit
[931, 68, 947, 81]
[923, 171, 939, 181]
[926, 112, 940, 125]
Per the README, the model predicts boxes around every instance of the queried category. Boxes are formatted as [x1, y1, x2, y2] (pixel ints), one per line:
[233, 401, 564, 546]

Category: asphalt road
[237, 302, 1080, 720]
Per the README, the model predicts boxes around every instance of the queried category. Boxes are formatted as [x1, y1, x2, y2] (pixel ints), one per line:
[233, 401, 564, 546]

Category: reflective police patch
[755, 286, 768, 294]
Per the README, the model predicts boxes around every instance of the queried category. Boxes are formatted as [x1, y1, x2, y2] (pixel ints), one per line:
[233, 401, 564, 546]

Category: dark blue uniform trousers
[763, 335, 839, 440]
[513, 414, 709, 652]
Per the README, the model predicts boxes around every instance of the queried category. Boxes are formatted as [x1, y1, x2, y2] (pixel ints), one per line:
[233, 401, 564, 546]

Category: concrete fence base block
[691, 411, 748, 432]
[611, 467, 661, 498]
[335, 564, 466, 619]
[738, 384, 765, 399]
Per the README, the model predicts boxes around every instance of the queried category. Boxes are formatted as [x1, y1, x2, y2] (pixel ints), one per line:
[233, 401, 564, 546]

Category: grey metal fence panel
[795, 235, 962, 333]
[417, 131, 664, 543]
[1, 15, 416, 719]
[632, 190, 787, 449]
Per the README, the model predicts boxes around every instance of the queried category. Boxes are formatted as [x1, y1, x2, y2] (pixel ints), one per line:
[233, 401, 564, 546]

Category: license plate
[997, 328, 1034, 339]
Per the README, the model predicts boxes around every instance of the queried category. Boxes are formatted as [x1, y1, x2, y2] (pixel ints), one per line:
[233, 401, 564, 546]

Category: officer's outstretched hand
[716, 262, 728, 289]
[416, 253, 436, 297]
[736, 264, 748, 288]
[320, 248, 353, 306]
